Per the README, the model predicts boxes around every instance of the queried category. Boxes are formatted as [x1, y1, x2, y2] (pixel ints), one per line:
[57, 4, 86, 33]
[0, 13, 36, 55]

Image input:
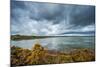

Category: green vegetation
[11, 35, 67, 40]
[11, 35, 90, 40]
[11, 35, 34, 40]
[11, 44, 95, 66]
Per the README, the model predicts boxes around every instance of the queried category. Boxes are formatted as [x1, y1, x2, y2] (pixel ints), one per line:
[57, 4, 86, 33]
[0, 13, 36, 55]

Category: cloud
[11, 1, 95, 36]
[70, 6, 95, 27]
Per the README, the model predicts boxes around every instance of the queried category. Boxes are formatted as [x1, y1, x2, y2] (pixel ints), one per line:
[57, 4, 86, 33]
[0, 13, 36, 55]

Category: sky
[11, 1, 95, 36]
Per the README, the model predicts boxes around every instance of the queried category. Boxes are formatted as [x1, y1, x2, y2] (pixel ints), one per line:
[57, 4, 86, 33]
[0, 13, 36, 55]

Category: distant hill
[11, 34, 94, 40]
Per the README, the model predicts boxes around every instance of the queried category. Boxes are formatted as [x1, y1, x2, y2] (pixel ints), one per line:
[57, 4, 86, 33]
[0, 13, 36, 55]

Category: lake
[11, 36, 95, 52]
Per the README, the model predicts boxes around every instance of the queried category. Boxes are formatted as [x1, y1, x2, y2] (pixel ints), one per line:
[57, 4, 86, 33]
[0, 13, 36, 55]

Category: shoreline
[11, 35, 95, 40]
[11, 44, 95, 66]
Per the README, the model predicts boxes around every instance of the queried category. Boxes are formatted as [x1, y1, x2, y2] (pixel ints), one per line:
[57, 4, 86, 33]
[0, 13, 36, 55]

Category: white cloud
[81, 24, 95, 32]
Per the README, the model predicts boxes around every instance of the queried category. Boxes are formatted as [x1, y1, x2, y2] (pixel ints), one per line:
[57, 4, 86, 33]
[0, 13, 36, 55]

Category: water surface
[11, 36, 95, 51]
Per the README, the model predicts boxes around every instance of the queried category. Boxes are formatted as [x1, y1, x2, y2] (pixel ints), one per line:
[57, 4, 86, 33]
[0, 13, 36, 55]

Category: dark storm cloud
[29, 3, 95, 26]
[61, 31, 95, 35]
[11, 1, 26, 9]
[69, 6, 95, 26]
[29, 3, 65, 22]
[11, 1, 95, 36]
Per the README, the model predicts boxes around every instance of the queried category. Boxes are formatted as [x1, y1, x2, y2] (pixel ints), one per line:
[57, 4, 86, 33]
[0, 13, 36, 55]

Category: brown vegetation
[11, 44, 95, 66]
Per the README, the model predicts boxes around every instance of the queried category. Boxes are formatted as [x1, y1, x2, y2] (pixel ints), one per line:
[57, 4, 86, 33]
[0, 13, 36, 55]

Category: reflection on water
[11, 36, 95, 51]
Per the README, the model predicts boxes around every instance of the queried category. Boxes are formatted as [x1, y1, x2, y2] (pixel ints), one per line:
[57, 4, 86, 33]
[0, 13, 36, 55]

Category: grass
[11, 43, 95, 66]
